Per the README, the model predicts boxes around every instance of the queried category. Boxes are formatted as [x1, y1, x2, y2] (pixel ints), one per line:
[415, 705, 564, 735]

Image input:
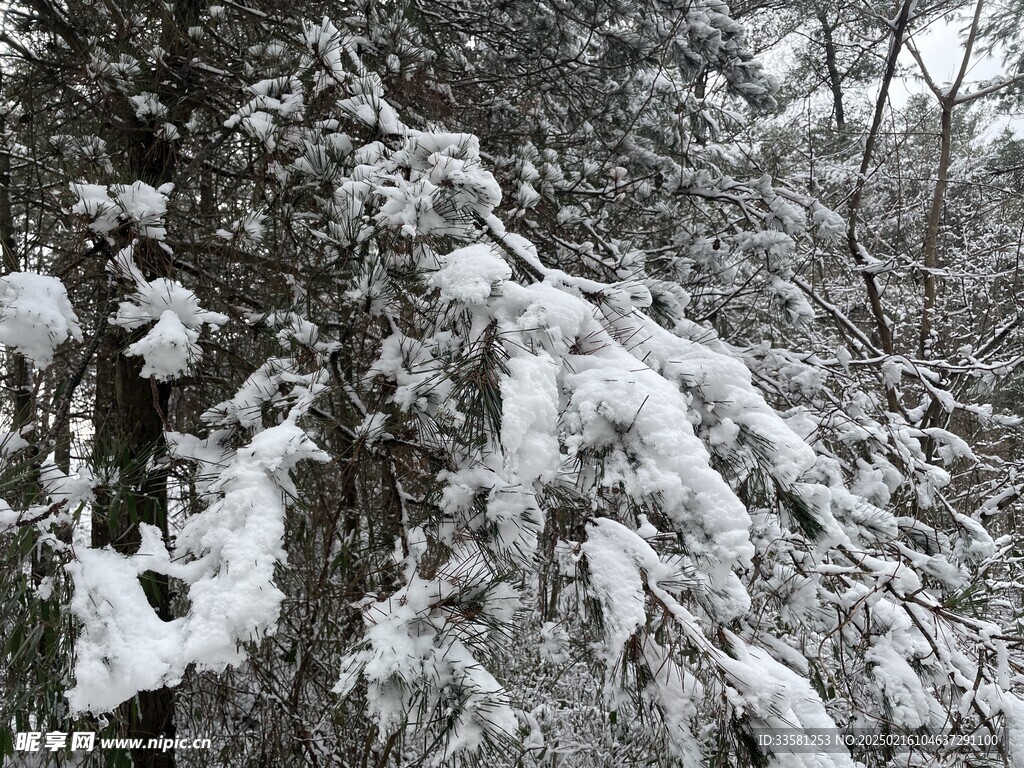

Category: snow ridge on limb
[66, 363, 326, 713]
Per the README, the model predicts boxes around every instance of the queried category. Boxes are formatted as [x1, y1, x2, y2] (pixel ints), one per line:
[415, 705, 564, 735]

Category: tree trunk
[92, 312, 175, 767]
[919, 103, 952, 359]
[816, 8, 846, 132]
[89, 3, 203, 763]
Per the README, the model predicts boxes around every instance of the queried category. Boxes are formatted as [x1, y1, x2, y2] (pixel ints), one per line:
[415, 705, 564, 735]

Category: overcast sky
[894, 9, 1023, 137]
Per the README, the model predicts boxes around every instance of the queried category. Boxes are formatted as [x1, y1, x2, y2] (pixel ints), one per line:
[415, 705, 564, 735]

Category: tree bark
[816, 8, 846, 132]
[89, 3, 203, 764]
[919, 103, 952, 359]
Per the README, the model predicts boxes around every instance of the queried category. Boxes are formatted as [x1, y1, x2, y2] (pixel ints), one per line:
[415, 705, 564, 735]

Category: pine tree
[1, 1, 1023, 767]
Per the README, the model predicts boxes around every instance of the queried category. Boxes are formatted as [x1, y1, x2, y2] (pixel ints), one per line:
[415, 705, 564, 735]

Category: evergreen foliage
[1, 1, 1024, 767]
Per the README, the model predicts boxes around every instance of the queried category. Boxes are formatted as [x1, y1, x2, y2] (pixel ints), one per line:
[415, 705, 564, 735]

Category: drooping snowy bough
[2, 2, 1022, 766]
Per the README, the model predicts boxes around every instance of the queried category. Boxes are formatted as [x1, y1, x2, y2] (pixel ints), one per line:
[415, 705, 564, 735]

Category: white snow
[112, 271, 227, 381]
[124, 309, 197, 380]
[499, 352, 560, 484]
[0, 272, 82, 369]
[65, 525, 184, 713]
[224, 76, 306, 151]
[67, 420, 327, 713]
[581, 518, 658, 661]
[175, 422, 328, 668]
[303, 17, 347, 92]
[337, 74, 404, 135]
[335, 545, 519, 757]
[431, 244, 512, 305]
[71, 180, 171, 240]
[215, 210, 265, 243]
[130, 92, 168, 120]
[563, 340, 754, 618]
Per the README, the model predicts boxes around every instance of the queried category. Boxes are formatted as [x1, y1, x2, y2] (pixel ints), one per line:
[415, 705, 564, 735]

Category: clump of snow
[130, 92, 168, 120]
[865, 634, 937, 729]
[111, 265, 228, 381]
[400, 133, 501, 215]
[991, 689, 1024, 767]
[0, 272, 82, 369]
[440, 463, 544, 563]
[431, 245, 512, 305]
[375, 178, 465, 238]
[733, 643, 858, 768]
[499, 352, 560, 483]
[175, 422, 328, 668]
[215, 210, 266, 243]
[581, 519, 659, 661]
[538, 621, 570, 664]
[367, 332, 449, 416]
[337, 73, 404, 135]
[70, 183, 120, 235]
[511, 280, 591, 357]
[0, 430, 30, 461]
[302, 17, 347, 92]
[811, 200, 846, 239]
[66, 417, 327, 713]
[201, 357, 326, 429]
[0, 497, 18, 529]
[769, 275, 815, 326]
[563, 344, 754, 618]
[368, 132, 502, 239]
[224, 76, 306, 151]
[71, 180, 172, 240]
[65, 525, 184, 713]
[638, 637, 703, 764]
[50, 134, 113, 173]
[249, 310, 337, 356]
[334, 545, 519, 758]
[124, 309, 201, 380]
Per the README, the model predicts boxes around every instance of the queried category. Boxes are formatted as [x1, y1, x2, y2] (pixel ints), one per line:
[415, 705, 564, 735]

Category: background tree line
[2, 1, 1024, 767]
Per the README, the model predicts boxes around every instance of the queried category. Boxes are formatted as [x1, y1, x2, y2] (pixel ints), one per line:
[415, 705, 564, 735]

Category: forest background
[3, 1, 1024, 767]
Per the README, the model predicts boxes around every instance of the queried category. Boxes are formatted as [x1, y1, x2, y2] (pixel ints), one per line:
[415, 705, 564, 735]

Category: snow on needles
[71, 180, 173, 241]
[0, 272, 82, 369]
[431, 244, 511, 305]
[65, 524, 186, 712]
[69, 180, 225, 380]
[111, 252, 228, 381]
[66, 420, 327, 713]
[52, 20, 1024, 762]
